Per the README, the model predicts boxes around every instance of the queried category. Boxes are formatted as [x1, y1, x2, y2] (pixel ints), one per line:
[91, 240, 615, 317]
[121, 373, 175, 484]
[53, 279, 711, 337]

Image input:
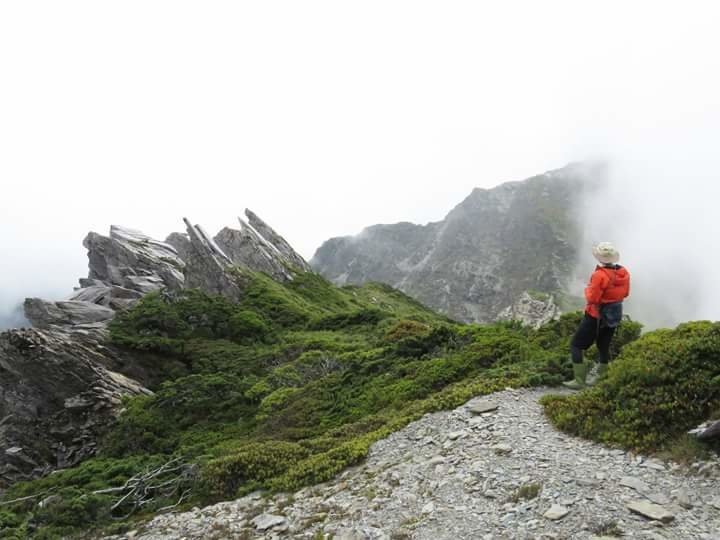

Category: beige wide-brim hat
[592, 242, 620, 264]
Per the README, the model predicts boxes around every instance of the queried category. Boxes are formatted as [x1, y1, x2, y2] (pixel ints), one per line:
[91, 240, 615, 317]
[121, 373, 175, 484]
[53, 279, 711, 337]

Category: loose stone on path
[619, 476, 650, 494]
[543, 504, 569, 521]
[467, 400, 499, 415]
[626, 501, 675, 523]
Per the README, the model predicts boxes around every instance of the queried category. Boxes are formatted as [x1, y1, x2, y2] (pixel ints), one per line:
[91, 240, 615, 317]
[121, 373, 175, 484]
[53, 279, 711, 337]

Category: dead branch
[89, 457, 198, 520]
[0, 488, 56, 507]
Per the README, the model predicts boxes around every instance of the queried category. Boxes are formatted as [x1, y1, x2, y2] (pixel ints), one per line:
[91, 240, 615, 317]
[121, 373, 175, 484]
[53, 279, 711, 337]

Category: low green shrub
[393, 324, 462, 357]
[383, 319, 431, 342]
[201, 441, 311, 499]
[309, 308, 387, 330]
[229, 310, 270, 342]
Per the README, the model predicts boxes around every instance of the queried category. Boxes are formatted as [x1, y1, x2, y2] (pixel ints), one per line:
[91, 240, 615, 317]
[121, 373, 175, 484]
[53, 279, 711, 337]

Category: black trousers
[570, 313, 616, 364]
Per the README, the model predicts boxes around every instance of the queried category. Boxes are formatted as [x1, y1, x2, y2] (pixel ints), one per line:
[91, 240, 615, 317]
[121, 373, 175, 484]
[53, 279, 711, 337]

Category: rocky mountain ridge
[0, 210, 309, 490]
[312, 163, 601, 325]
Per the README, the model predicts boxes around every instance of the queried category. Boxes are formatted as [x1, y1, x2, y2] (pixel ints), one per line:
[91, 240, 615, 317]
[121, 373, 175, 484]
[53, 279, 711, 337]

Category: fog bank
[0, 300, 28, 331]
[577, 136, 720, 329]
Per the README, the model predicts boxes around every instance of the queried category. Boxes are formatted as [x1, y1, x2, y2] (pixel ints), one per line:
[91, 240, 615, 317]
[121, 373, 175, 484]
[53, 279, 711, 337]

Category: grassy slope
[1, 271, 641, 539]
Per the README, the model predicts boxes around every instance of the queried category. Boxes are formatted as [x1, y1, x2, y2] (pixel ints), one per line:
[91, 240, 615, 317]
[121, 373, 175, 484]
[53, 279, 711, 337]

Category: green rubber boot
[596, 362, 608, 379]
[562, 362, 588, 390]
[585, 360, 597, 385]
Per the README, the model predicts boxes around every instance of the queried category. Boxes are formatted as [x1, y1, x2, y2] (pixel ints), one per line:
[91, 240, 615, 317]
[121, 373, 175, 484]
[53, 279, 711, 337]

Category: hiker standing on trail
[563, 242, 631, 389]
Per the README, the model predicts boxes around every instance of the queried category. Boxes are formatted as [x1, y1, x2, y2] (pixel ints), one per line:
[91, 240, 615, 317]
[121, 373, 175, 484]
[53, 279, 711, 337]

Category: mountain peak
[312, 163, 592, 323]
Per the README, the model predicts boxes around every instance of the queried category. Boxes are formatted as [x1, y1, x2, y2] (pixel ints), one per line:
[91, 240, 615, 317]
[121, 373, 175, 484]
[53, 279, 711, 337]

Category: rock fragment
[626, 501, 675, 523]
[468, 400, 499, 415]
[543, 504, 569, 521]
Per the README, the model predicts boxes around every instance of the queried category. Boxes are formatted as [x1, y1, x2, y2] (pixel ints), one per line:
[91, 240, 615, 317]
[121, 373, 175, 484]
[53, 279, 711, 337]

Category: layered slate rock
[84, 225, 185, 293]
[20, 211, 307, 328]
[244, 209, 311, 272]
[213, 209, 311, 282]
[182, 218, 245, 301]
[23, 299, 116, 329]
[165, 232, 192, 263]
[24, 226, 186, 329]
[0, 328, 151, 488]
[312, 163, 599, 324]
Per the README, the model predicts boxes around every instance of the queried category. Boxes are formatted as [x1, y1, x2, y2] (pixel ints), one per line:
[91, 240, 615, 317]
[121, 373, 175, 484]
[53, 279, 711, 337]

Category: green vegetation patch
[542, 321, 720, 453]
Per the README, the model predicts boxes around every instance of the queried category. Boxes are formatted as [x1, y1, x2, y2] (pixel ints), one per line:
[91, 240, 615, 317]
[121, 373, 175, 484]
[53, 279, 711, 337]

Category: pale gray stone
[619, 476, 650, 494]
[641, 459, 666, 471]
[645, 492, 671, 505]
[421, 502, 436, 514]
[675, 488, 694, 509]
[468, 400, 499, 415]
[251, 513, 287, 531]
[626, 500, 675, 523]
[492, 444, 513, 455]
[543, 504, 569, 520]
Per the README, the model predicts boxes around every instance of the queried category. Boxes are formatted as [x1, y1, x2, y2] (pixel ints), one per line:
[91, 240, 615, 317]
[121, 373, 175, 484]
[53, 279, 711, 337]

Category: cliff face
[0, 328, 151, 488]
[0, 209, 308, 489]
[312, 164, 598, 323]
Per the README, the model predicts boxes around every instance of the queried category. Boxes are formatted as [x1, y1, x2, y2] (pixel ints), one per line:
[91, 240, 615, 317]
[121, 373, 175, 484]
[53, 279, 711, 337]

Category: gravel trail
[110, 388, 720, 540]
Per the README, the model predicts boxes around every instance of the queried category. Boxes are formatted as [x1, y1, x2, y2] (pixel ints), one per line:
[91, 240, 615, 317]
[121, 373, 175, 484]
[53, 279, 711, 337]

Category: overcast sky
[1, 1, 719, 327]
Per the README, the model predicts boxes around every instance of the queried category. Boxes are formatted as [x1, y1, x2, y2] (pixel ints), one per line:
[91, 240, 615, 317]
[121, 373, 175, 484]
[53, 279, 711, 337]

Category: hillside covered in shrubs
[7, 266, 720, 539]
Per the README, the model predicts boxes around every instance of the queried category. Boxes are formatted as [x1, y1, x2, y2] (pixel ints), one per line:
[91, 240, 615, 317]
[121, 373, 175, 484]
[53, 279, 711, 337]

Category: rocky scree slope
[0, 210, 309, 490]
[110, 388, 720, 540]
[312, 163, 599, 326]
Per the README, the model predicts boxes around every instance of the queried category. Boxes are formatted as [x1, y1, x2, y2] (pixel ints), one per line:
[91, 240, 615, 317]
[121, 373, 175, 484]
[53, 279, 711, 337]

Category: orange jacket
[584, 265, 631, 319]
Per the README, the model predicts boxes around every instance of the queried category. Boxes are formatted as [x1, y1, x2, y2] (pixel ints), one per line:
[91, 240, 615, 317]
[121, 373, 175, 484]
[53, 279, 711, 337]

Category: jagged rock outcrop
[4, 210, 305, 489]
[497, 291, 562, 329]
[0, 328, 151, 488]
[165, 232, 192, 263]
[312, 164, 599, 324]
[23, 226, 186, 329]
[84, 225, 185, 292]
[244, 209, 311, 272]
[212, 209, 311, 282]
[20, 211, 306, 329]
[182, 218, 246, 301]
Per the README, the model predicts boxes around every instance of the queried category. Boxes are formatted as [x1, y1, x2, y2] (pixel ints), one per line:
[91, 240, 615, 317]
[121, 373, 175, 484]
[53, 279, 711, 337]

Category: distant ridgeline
[312, 163, 606, 326]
